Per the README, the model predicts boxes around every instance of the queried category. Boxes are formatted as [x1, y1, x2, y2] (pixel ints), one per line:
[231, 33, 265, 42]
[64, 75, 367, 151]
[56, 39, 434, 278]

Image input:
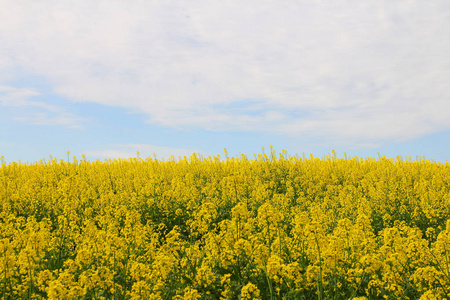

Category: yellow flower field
[0, 150, 449, 299]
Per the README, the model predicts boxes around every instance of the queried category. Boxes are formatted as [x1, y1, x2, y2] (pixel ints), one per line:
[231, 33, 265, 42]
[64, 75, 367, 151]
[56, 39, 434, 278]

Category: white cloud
[1, 1, 450, 146]
[84, 144, 199, 161]
[0, 85, 41, 106]
[0, 85, 84, 128]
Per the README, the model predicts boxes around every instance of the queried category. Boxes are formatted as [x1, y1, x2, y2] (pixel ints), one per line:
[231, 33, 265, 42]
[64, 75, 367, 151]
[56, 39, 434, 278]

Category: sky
[1, 1, 450, 164]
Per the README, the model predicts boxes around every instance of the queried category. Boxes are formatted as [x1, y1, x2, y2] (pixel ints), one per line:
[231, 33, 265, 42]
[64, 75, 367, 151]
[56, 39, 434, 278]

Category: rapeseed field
[0, 150, 449, 299]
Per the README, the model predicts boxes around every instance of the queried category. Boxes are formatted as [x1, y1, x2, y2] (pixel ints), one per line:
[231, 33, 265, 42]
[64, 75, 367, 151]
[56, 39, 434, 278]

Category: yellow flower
[240, 282, 261, 300]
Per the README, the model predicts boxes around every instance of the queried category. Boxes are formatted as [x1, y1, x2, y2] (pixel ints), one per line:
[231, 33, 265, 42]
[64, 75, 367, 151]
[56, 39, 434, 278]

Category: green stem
[314, 232, 324, 300]
[265, 266, 274, 300]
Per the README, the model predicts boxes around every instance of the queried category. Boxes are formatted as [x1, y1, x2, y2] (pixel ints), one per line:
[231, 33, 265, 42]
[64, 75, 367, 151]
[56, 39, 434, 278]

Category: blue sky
[1, 1, 450, 163]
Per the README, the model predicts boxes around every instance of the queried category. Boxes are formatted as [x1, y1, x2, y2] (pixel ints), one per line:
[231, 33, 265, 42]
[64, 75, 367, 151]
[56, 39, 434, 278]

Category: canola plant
[0, 150, 449, 299]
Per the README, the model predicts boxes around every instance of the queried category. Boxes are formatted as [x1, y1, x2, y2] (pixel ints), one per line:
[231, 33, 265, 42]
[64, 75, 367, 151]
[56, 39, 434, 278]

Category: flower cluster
[0, 151, 449, 299]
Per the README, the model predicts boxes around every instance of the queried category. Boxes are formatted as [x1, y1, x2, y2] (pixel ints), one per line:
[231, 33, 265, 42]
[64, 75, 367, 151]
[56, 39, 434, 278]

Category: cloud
[0, 85, 41, 106]
[0, 85, 84, 128]
[84, 144, 199, 161]
[1, 1, 450, 147]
